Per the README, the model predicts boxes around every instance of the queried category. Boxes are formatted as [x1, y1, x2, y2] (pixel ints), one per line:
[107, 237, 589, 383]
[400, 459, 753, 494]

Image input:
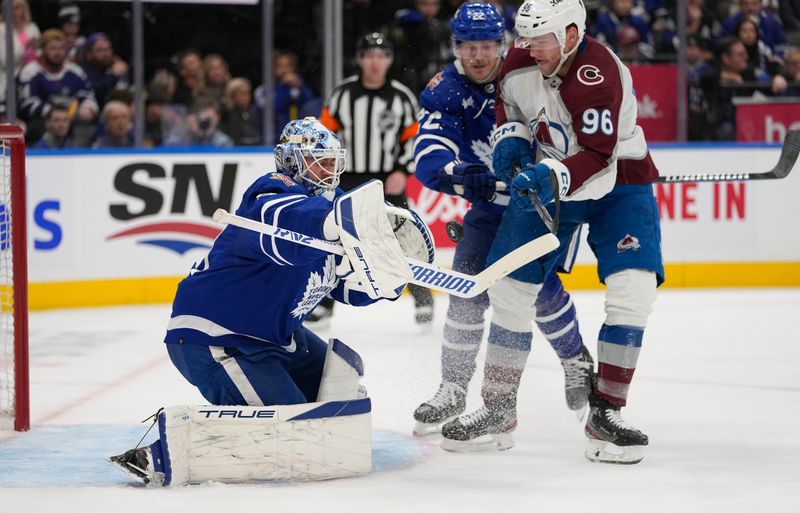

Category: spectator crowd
[6, 0, 800, 147]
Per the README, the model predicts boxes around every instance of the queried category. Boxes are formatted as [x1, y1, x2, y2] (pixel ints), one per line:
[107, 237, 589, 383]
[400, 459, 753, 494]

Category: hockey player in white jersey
[412, 1, 593, 444]
[109, 117, 435, 485]
[442, 0, 664, 462]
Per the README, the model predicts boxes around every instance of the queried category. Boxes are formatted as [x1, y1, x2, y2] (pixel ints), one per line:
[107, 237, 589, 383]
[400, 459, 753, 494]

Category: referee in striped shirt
[308, 32, 434, 330]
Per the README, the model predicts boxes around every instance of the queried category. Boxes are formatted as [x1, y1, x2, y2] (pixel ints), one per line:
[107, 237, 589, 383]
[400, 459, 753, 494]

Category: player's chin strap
[544, 37, 582, 80]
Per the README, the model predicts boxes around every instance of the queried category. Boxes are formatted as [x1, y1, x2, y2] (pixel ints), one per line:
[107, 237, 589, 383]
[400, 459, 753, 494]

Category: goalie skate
[440, 404, 516, 452]
[561, 345, 595, 418]
[109, 447, 162, 487]
[584, 395, 648, 464]
[412, 382, 466, 436]
[304, 303, 333, 330]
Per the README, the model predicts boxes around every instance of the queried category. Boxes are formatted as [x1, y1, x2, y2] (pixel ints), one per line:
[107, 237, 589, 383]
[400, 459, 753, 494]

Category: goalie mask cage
[0, 125, 29, 431]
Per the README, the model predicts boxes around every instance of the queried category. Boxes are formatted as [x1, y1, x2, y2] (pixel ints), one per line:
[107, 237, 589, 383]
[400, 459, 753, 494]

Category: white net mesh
[0, 138, 16, 430]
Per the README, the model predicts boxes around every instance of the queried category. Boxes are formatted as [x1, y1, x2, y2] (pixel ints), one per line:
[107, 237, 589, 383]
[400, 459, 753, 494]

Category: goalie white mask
[274, 117, 346, 195]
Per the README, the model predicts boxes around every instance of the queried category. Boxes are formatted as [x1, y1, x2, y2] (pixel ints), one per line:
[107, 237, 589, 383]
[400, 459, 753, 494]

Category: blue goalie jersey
[413, 62, 508, 215]
[164, 173, 377, 350]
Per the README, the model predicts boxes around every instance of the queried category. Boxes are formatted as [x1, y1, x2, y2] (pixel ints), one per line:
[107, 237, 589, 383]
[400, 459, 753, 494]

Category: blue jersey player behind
[411, 2, 593, 449]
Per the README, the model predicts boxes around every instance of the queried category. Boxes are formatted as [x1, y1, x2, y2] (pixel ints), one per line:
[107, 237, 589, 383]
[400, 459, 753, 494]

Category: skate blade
[108, 455, 151, 486]
[413, 415, 458, 436]
[412, 412, 463, 437]
[413, 421, 443, 437]
[573, 404, 588, 422]
[584, 439, 645, 464]
[440, 433, 515, 452]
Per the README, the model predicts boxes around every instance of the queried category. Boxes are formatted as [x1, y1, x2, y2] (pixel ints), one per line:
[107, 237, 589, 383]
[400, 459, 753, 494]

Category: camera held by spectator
[184, 96, 233, 147]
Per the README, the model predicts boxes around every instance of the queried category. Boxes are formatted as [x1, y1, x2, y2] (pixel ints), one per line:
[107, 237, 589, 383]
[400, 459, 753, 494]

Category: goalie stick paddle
[212, 209, 559, 299]
[656, 129, 800, 183]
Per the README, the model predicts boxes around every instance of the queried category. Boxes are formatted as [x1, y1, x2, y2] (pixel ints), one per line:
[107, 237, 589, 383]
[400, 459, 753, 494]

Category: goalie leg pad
[149, 399, 372, 486]
[334, 180, 412, 300]
[317, 338, 365, 402]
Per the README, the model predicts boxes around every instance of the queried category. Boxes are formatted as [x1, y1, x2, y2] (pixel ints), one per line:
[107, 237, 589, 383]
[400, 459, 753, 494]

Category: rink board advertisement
[25, 145, 800, 309]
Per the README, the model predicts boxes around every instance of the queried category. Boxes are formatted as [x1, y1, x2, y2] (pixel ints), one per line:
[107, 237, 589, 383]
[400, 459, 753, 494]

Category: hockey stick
[212, 209, 559, 299]
[505, 166, 561, 233]
[656, 130, 800, 183]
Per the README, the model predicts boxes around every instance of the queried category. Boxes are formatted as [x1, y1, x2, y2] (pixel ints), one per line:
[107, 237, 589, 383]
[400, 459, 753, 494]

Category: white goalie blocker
[331, 180, 413, 300]
[128, 340, 371, 486]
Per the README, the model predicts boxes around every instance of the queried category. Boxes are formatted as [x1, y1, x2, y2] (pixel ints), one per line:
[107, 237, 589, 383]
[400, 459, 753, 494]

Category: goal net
[0, 125, 28, 431]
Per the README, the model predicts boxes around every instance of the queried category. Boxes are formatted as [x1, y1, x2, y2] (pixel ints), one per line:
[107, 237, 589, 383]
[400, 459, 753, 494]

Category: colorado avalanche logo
[577, 64, 604, 86]
[617, 234, 641, 252]
[531, 108, 568, 160]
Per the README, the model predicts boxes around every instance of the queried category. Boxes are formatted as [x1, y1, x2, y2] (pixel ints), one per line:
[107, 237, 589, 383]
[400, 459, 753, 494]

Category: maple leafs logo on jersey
[470, 138, 494, 169]
[291, 255, 338, 319]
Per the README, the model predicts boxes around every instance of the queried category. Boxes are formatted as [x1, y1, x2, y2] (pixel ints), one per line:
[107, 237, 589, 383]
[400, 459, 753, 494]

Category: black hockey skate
[561, 345, 595, 416]
[584, 394, 648, 464]
[440, 403, 517, 452]
[304, 303, 333, 330]
[412, 382, 466, 436]
[109, 447, 162, 486]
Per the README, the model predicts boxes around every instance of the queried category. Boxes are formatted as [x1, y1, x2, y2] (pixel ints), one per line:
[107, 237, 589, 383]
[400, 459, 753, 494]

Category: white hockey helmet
[515, 0, 587, 51]
[274, 117, 346, 194]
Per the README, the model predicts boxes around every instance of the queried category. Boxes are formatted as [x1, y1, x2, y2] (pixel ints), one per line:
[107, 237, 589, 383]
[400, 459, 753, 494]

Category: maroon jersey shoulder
[559, 37, 623, 112]
[499, 47, 537, 82]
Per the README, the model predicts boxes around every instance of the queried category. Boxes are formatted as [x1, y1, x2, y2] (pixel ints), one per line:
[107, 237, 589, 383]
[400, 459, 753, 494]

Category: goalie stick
[212, 208, 559, 299]
[656, 129, 800, 183]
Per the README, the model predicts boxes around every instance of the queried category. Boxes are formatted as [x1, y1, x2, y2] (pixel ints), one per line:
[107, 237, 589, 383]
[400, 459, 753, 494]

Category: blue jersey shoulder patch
[269, 173, 299, 188]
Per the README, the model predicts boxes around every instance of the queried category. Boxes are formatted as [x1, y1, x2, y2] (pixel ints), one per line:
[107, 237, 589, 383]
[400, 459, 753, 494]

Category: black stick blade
[656, 130, 800, 183]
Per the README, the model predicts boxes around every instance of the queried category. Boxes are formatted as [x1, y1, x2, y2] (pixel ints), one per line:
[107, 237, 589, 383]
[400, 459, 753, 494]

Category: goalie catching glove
[386, 206, 436, 264]
[323, 180, 413, 300]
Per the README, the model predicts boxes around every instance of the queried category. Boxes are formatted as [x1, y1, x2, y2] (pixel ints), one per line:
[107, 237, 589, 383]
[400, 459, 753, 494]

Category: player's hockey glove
[436, 161, 497, 202]
[511, 159, 571, 210]
[491, 122, 534, 184]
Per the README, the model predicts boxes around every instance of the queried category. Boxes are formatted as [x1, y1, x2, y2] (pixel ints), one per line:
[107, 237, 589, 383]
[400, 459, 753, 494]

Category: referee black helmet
[357, 32, 393, 57]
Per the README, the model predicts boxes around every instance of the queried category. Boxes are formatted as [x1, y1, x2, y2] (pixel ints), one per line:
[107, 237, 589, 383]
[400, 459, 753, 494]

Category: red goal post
[0, 124, 29, 431]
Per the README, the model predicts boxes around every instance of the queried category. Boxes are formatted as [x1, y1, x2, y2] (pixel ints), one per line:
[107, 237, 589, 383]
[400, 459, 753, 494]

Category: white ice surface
[1, 289, 799, 513]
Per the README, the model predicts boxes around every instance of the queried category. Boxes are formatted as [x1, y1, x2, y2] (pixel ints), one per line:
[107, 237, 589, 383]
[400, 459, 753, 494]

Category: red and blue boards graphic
[106, 221, 221, 255]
